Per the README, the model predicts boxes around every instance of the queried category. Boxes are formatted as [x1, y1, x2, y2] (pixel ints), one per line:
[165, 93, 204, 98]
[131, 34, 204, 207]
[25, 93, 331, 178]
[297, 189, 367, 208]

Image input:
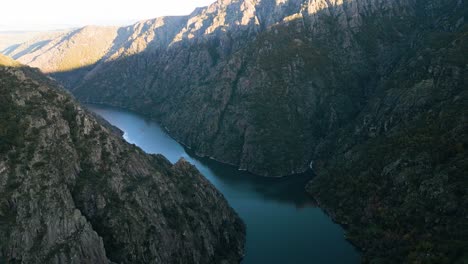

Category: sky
[0, 0, 216, 31]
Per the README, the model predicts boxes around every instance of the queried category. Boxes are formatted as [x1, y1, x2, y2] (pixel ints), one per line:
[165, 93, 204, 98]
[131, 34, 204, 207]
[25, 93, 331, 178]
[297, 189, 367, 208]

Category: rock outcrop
[0, 58, 245, 263]
[52, 0, 464, 177]
[3, 0, 467, 262]
[306, 26, 468, 262]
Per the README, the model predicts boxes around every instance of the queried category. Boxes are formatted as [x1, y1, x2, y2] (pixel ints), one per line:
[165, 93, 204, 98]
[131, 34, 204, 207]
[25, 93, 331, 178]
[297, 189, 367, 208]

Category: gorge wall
[0, 57, 245, 263]
[3, 0, 467, 262]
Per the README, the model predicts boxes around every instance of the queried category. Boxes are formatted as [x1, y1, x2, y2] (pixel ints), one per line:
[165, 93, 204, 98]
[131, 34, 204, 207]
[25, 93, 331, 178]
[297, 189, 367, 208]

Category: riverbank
[86, 103, 361, 264]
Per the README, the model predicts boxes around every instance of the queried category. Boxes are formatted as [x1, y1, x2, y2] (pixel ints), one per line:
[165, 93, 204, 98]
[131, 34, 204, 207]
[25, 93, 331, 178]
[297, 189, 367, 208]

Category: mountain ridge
[0, 58, 245, 263]
[2, 0, 467, 262]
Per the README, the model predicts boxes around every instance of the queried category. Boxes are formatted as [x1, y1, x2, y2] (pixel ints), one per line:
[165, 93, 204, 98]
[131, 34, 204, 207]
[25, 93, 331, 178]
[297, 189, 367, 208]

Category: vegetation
[0, 54, 20, 67]
[0, 71, 27, 157]
[2, 0, 465, 262]
[307, 24, 468, 263]
[0, 64, 245, 264]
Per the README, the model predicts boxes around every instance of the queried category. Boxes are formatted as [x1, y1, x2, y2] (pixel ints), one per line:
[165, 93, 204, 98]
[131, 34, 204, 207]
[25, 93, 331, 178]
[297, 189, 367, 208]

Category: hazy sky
[0, 0, 216, 31]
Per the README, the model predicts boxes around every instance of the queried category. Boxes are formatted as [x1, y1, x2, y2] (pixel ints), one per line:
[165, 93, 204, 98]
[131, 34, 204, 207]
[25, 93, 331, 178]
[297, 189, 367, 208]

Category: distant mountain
[3, 0, 398, 176]
[5, 0, 467, 262]
[0, 57, 245, 263]
[0, 31, 44, 51]
[3, 27, 117, 73]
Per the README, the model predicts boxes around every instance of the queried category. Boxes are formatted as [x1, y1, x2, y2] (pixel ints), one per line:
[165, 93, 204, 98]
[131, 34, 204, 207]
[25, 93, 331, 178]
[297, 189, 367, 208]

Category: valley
[86, 104, 360, 263]
[0, 60, 245, 263]
[1, 0, 467, 262]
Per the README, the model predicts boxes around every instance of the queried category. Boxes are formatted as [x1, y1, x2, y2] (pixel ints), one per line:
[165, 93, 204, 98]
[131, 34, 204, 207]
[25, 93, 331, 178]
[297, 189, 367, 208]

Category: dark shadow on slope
[27, 0, 468, 262]
[7, 40, 52, 59]
[50, 3, 373, 177]
[1, 43, 20, 55]
[47, 0, 451, 176]
[47, 0, 466, 178]
[86, 102, 317, 209]
[190, 152, 318, 208]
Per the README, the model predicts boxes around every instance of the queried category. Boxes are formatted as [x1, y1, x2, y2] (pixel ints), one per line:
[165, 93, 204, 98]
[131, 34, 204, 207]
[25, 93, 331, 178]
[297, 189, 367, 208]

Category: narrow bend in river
[87, 104, 360, 264]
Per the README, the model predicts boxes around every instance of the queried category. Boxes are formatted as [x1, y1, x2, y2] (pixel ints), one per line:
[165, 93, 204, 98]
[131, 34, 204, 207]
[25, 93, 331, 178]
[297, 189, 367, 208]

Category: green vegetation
[3, 0, 464, 262]
[307, 25, 468, 263]
[0, 72, 26, 157]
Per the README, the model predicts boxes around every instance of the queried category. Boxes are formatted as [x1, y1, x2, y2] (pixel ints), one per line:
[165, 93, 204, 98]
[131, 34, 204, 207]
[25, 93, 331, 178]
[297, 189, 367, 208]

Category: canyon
[2, 0, 467, 262]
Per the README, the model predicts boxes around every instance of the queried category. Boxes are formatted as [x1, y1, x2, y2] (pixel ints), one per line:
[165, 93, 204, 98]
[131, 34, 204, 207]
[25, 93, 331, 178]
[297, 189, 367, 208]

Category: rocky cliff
[0, 57, 245, 263]
[57, 0, 464, 177]
[2, 0, 467, 262]
[4, 0, 425, 176]
[307, 25, 468, 262]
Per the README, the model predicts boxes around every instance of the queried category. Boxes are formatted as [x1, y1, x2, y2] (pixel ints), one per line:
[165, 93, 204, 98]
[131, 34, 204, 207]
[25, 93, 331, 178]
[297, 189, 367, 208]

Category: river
[86, 104, 360, 264]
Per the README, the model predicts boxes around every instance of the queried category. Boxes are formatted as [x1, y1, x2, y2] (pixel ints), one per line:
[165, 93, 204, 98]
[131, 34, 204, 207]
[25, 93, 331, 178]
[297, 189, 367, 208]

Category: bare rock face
[306, 27, 468, 262]
[2, 1, 467, 262]
[0, 64, 245, 263]
[5, 1, 465, 179]
[4, 26, 119, 73]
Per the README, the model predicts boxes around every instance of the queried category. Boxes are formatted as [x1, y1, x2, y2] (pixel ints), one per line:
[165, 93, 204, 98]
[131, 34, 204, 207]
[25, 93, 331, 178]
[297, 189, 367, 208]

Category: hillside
[0, 54, 20, 67]
[27, 0, 464, 177]
[1, 0, 413, 176]
[3, 0, 467, 262]
[3, 27, 119, 74]
[0, 31, 43, 51]
[307, 27, 468, 262]
[0, 61, 245, 263]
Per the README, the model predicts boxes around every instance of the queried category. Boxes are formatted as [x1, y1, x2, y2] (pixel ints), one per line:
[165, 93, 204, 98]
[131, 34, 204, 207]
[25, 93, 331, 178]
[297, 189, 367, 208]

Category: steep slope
[0, 63, 245, 263]
[5, 0, 319, 175]
[3, 26, 118, 73]
[0, 31, 47, 51]
[3, 0, 362, 176]
[2, 31, 65, 60]
[3, 1, 467, 262]
[0, 54, 20, 67]
[307, 28, 468, 263]
[49, 0, 464, 177]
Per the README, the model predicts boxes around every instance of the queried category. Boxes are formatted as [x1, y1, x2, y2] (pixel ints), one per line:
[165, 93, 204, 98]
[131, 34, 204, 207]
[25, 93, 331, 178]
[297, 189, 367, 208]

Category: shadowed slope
[0, 61, 245, 263]
[2, 0, 467, 262]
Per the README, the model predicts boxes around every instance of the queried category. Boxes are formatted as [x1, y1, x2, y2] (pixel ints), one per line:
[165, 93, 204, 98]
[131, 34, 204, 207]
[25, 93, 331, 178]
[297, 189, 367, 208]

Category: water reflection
[86, 104, 360, 264]
[186, 152, 317, 209]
